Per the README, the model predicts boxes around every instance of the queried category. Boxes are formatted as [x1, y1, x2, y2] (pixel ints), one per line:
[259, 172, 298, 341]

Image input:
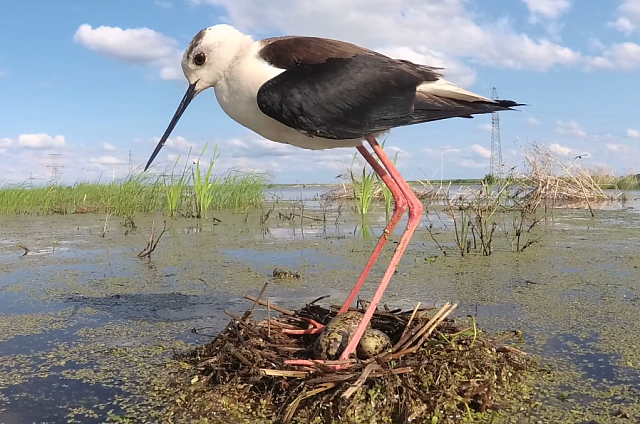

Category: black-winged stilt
[144, 24, 523, 365]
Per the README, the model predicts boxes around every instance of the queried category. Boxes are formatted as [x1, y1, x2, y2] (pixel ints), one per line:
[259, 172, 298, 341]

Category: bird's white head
[182, 24, 252, 92]
[144, 24, 253, 171]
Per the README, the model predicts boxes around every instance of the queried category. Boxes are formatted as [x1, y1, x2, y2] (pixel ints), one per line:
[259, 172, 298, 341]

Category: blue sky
[1, 0, 639, 185]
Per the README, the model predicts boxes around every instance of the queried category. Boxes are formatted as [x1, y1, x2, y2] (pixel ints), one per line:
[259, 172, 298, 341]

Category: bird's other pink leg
[338, 135, 424, 362]
[284, 145, 406, 337]
[337, 145, 408, 314]
[282, 316, 325, 335]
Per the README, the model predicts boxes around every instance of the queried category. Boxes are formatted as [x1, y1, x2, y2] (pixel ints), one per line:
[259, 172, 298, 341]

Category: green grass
[591, 173, 640, 190]
[350, 153, 377, 215]
[0, 145, 267, 216]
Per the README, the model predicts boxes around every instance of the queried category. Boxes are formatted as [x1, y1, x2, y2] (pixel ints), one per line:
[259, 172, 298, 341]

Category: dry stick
[292, 212, 325, 222]
[137, 220, 170, 258]
[497, 345, 528, 355]
[283, 383, 336, 424]
[308, 294, 330, 305]
[244, 294, 295, 316]
[396, 301, 421, 349]
[101, 210, 112, 238]
[243, 282, 269, 320]
[414, 304, 458, 347]
[342, 363, 377, 399]
[261, 369, 309, 378]
[229, 346, 253, 367]
[267, 298, 272, 338]
[17, 244, 29, 256]
[369, 366, 413, 378]
[399, 303, 457, 352]
[392, 302, 451, 351]
[229, 320, 247, 348]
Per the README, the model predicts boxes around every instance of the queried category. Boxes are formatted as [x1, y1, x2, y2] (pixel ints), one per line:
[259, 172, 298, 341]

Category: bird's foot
[282, 316, 325, 335]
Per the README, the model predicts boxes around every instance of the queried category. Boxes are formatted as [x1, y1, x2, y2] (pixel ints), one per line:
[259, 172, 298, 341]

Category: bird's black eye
[194, 53, 206, 66]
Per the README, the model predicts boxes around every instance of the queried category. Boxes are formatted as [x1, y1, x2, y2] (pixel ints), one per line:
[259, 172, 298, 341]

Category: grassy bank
[0, 145, 267, 216]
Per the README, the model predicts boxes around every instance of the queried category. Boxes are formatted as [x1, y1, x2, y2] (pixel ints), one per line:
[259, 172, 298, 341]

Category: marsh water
[1, 186, 640, 423]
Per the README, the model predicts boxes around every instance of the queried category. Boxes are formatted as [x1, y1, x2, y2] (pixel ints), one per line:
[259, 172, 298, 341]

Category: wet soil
[1, 199, 640, 423]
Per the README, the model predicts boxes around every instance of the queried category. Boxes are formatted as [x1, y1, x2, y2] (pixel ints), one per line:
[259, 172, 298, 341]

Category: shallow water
[1, 203, 640, 423]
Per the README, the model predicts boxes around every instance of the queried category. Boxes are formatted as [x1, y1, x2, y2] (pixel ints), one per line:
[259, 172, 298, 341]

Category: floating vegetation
[272, 268, 301, 280]
[164, 291, 536, 423]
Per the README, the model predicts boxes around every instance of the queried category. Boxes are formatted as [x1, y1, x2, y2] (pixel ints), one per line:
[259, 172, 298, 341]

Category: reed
[192, 143, 219, 218]
[0, 150, 266, 216]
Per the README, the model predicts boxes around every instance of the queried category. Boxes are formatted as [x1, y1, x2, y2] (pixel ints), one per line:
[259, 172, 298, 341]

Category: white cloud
[471, 144, 492, 159]
[422, 146, 462, 156]
[165, 136, 199, 154]
[605, 143, 638, 155]
[73, 24, 182, 80]
[102, 142, 116, 151]
[190, 0, 582, 72]
[548, 142, 572, 156]
[459, 159, 486, 169]
[555, 120, 587, 139]
[522, 0, 571, 21]
[627, 128, 640, 138]
[17, 134, 66, 149]
[155, 0, 173, 8]
[477, 123, 492, 132]
[0, 138, 13, 148]
[587, 41, 640, 70]
[608, 0, 640, 34]
[376, 46, 476, 87]
[608, 17, 636, 35]
[90, 155, 125, 165]
[526, 116, 541, 125]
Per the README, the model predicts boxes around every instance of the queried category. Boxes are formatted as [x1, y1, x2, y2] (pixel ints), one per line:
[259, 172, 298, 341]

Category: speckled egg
[356, 328, 392, 359]
[314, 311, 371, 360]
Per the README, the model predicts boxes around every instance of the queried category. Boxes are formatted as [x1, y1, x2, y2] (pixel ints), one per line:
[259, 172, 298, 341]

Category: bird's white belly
[213, 56, 364, 150]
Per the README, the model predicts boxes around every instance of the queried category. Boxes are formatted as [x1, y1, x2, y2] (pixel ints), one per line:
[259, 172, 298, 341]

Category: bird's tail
[407, 78, 525, 124]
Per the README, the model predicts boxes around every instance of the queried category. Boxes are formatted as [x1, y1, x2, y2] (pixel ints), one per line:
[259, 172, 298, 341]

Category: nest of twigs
[168, 290, 535, 424]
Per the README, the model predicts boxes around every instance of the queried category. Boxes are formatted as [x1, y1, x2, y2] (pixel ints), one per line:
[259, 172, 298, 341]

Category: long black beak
[144, 82, 198, 172]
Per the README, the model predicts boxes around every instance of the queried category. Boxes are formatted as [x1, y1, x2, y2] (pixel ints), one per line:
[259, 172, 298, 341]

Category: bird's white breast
[213, 44, 364, 150]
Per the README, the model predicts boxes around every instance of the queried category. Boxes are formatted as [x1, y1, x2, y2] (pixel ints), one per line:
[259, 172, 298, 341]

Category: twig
[137, 220, 171, 258]
[230, 320, 247, 348]
[396, 301, 420, 349]
[283, 383, 336, 424]
[227, 344, 252, 367]
[102, 210, 112, 238]
[261, 369, 309, 378]
[267, 298, 272, 338]
[244, 294, 295, 316]
[243, 283, 269, 320]
[342, 363, 376, 399]
[17, 244, 29, 256]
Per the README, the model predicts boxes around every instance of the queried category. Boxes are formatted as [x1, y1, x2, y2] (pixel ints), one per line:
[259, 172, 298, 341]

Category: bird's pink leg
[337, 145, 407, 314]
[283, 144, 407, 336]
[338, 135, 424, 362]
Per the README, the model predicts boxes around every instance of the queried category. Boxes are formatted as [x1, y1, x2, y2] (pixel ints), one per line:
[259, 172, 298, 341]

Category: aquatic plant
[0, 151, 266, 216]
[349, 153, 377, 215]
[164, 154, 191, 218]
[192, 143, 219, 218]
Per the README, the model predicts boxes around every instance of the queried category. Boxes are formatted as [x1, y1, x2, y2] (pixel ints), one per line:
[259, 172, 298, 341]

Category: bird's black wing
[257, 54, 435, 140]
[257, 36, 521, 139]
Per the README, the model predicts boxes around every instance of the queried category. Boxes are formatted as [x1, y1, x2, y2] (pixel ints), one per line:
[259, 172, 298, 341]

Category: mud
[1, 193, 640, 423]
